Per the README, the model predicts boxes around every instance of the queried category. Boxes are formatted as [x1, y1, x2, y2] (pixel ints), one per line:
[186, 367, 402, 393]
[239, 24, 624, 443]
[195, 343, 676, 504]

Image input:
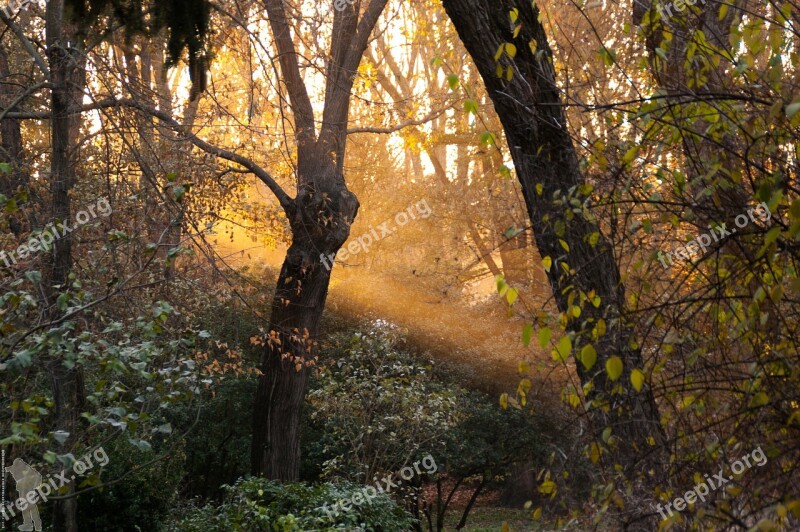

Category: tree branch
[264, 0, 316, 145]
[346, 105, 451, 134]
[3, 97, 296, 216]
[0, 9, 50, 79]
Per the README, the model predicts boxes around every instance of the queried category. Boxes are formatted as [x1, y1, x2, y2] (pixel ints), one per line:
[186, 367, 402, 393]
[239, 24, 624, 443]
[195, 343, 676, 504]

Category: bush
[168, 477, 414, 531]
[306, 323, 462, 483]
[76, 439, 185, 532]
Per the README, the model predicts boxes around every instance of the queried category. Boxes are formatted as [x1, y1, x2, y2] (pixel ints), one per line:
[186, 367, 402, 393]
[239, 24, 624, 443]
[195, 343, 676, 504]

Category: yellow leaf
[539, 480, 556, 495]
[589, 442, 601, 463]
[580, 344, 597, 370]
[630, 368, 645, 392]
[506, 287, 519, 305]
[552, 335, 572, 363]
[542, 256, 552, 272]
[505, 43, 517, 58]
[499, 393, 509, 409]
[606, 356, 623, 381]
[533, 507, 542, 519]
[510, 7, 519, 22]
[538, 327, 551, 349]
[593, 318, 606, 339]
[518, 361, 530, 374]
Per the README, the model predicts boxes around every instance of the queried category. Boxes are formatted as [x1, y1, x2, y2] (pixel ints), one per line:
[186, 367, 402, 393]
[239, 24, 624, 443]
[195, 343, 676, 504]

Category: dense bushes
[168, 478, 414, 531]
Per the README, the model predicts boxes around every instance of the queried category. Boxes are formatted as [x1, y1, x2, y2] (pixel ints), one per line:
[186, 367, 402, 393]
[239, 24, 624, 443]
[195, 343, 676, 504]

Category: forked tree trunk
[442, 0, 665, 493]
[251, 156, 359, 479]
[250, 0, 387, 480]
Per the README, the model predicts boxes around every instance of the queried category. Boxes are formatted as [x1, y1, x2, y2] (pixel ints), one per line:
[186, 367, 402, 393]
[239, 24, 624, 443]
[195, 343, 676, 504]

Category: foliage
[75, 439, 186, 532]
[307, 322, 462, 483]
[167, 477, 415, 532]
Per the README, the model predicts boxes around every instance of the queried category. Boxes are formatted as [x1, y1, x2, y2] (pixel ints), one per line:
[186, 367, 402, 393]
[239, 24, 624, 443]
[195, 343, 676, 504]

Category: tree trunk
[45, 1, 85, 530]
[442, 0, 665, 500]
[251, 0, 387, 480]
[0, 45, 28, 235]
[251, 159, 359, 479]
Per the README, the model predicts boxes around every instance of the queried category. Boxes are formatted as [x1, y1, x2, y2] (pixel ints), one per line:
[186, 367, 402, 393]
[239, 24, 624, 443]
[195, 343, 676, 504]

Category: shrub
[307, 323, 462, 483]
[168, 477, 414, 531]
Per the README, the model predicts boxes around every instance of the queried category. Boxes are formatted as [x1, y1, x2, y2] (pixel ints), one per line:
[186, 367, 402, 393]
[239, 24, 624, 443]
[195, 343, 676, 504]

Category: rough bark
[441, 0, 666, 509]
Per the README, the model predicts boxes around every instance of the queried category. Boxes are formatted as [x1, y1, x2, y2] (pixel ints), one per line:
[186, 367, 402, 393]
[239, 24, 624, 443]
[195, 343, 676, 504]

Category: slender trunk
[455, 476, 487, 530]
[45, 1, 85, 530]
[0, 45, 28, 235]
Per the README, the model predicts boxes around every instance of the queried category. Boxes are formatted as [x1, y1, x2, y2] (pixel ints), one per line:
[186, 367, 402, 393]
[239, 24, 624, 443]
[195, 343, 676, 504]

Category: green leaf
[463, 99, 479, 115]
[522, 323, 533, 347]
[506, 287, 519, 305]
[764, 226, 781, 246]
[496, 275, 507, 295]
[605, 356, 623, 381]
[786, 102, 800, 119]
[538, 327, 551, 349]
[579, 344, 597, 370]
[552, 335, 572, 363]
[447, 74, 459, 90]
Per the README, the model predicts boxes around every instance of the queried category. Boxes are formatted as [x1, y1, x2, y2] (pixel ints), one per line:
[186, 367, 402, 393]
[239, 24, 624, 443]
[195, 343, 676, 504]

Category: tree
[249, 0, 390, 479]
[440, 0, 666, 525]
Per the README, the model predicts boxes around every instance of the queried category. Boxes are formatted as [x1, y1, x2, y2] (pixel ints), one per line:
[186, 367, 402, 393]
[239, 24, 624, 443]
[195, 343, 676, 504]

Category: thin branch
[0, 81, 49, 122]
[346, 105, 451, 134]
[2, 97, 296, 215]
[264, 0, 316, 144]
